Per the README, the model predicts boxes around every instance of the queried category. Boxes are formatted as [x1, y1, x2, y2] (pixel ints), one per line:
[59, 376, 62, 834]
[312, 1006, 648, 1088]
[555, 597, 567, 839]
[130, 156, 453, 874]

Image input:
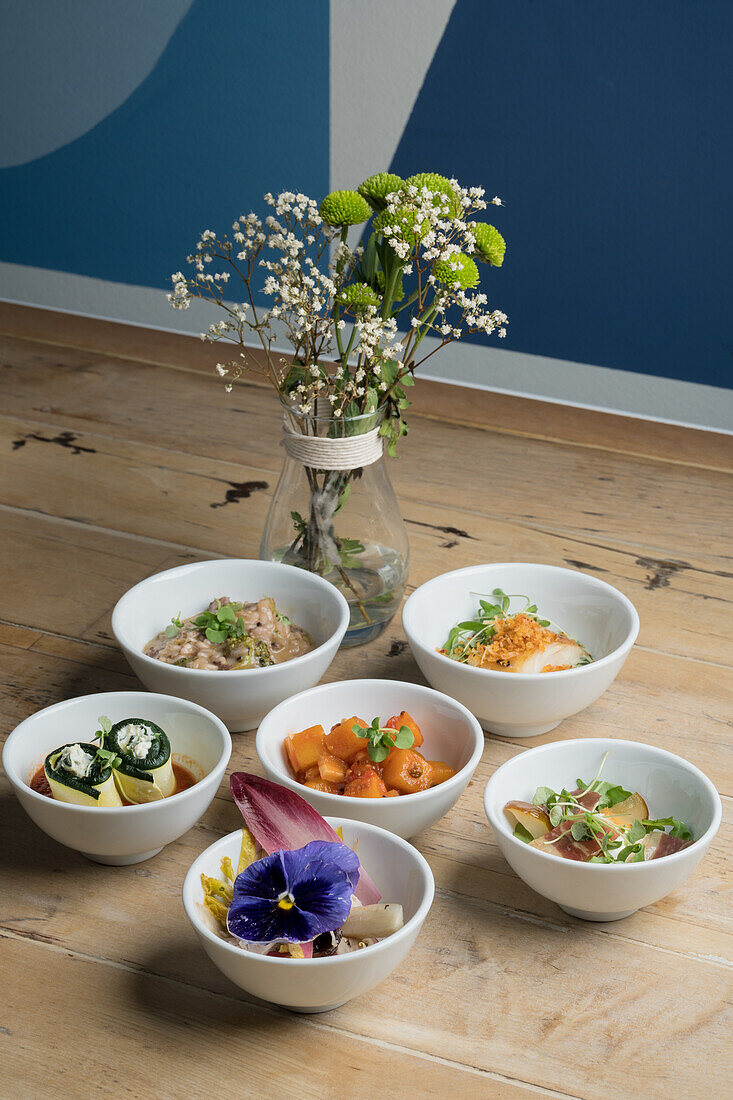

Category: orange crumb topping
[464, 613, 561, 669]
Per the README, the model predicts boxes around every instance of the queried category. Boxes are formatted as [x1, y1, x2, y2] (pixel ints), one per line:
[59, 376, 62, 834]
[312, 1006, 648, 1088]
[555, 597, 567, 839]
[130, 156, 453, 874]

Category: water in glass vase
[260, 403, 409, 646]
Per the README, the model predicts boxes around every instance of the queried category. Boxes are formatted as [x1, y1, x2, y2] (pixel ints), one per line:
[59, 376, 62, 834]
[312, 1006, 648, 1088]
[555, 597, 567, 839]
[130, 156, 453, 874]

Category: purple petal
[229, 772, 381, 904]
[279, 840, 361, 895]
[226, 840, 360, 944]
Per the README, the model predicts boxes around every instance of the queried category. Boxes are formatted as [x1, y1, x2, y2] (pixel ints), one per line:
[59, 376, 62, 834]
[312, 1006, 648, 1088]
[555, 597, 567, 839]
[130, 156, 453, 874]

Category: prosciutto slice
[642, 831, 692, 860]
[530, 788, 618, 861]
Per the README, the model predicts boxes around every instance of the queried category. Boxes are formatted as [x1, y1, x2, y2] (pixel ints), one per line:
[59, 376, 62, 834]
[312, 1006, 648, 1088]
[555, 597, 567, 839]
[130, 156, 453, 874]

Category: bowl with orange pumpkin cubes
[255, 679, 484, 839]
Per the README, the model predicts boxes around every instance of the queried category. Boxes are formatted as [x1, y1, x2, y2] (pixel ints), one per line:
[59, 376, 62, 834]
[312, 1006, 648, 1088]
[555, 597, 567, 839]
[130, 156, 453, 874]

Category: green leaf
[392, 725, 415, 749]
[596, 782, 632, 809]
[615, 842, 643, 863]
[97, 715, 112, 735]
[570, 821, 591, 841]
[642, 817, 692, 841]
[164, 623, 179, 638]
[532, 786, 556, 807]
[368, 741, 390, 763]
[513, 822, 534, 844]
[205, 627, 227, 644]
[549, 804, 565, 828]
[627, 819, 647, 843]
[217, 604, 236, 623]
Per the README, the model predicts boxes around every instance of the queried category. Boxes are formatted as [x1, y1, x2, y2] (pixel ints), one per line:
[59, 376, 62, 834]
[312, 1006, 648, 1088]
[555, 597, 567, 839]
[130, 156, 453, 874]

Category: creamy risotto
[144, 596, 312, 671]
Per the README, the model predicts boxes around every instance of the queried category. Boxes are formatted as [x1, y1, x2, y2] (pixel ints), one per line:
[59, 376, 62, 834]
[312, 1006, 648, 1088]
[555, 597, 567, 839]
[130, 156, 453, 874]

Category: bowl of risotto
[112, 560, 350, 732]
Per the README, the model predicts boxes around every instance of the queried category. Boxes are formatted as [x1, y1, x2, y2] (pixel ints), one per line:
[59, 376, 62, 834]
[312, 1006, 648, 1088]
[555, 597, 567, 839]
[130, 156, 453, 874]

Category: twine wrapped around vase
[281, 410, 383, 471]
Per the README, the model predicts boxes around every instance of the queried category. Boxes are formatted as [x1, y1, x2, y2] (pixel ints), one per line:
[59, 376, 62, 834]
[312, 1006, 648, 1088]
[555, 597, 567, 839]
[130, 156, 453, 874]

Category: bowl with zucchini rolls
[2, 690, 231, 865]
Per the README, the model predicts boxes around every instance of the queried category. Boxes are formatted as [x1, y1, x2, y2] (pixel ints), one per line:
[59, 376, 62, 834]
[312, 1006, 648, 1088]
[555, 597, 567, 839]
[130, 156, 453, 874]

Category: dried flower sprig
[169, 173, 508, 456]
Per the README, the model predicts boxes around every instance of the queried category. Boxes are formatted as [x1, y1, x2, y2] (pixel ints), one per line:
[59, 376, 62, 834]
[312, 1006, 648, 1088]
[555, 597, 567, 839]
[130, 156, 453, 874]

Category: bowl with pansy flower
[183, 773, 434, 1012]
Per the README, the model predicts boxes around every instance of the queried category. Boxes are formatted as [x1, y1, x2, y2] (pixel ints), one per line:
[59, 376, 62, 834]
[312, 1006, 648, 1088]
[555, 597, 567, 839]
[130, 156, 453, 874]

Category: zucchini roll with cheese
[44, 742, 123, 806]
[104, 718, 176, 803]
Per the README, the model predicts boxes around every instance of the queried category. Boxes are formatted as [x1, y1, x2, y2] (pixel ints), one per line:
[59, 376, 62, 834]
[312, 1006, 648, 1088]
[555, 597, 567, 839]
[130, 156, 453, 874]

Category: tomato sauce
[29, 759, 198, 802]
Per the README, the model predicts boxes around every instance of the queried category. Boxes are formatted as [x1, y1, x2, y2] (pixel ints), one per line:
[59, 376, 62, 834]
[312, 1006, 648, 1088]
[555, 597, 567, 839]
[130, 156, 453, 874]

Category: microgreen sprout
[522, 755, 693, 863]
[165, 613, 185, 638]
[93, 715, 113, 742]
[193, 600, 249, 645]
[443, 589, 553, 662]
[353, 717, 415, 763]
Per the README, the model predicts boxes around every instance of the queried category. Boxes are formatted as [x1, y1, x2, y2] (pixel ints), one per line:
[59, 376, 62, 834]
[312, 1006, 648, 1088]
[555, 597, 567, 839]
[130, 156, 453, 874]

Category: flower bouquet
[169, 171, 507, 643]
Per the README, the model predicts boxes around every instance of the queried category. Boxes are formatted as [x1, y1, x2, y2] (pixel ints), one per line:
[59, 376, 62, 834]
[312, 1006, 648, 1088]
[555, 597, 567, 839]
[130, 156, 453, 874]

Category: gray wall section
[0, 0, 193, 167]
[2, 262, 730, 432]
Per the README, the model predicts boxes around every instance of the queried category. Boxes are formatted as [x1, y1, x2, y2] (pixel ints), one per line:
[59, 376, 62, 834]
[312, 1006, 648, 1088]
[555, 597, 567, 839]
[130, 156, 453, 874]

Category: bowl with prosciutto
[402, 562, 639, 737]
[483, 738, 721, 920]
[183, 773, 435, 1012]
[112, 559, 350, 732]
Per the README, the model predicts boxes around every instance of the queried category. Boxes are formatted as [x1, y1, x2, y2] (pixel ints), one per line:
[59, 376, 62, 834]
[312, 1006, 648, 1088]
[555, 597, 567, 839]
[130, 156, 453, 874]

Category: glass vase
[259, 400, 409, 646]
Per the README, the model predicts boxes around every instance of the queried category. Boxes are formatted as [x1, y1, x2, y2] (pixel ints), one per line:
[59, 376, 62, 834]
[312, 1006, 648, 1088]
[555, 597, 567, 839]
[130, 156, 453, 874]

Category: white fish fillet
[510, 640, 587, 674]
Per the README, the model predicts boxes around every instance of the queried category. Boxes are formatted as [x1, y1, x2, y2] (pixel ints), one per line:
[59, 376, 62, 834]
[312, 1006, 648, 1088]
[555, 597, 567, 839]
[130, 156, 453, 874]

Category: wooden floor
[1, 302, 731, 1099]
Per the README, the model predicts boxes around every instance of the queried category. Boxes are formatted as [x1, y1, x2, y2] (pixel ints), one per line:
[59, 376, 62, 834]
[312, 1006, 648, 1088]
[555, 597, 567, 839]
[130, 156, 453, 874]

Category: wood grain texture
[0, 305, 731, 1099]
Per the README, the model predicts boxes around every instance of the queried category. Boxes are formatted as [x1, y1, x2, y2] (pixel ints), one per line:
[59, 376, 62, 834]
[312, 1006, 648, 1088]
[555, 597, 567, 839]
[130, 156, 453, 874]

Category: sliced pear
[602, 792, 649, 827]
[504, 800, 552, 838]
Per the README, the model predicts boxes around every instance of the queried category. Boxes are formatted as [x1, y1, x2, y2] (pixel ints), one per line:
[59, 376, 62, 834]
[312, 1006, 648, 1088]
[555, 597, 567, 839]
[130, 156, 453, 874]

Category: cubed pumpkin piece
[325, 716, 369, 762]
[304, 778, 342, 794]
[302, 765, 320, 782]
[427, 760, 456, 786]
[384, 788, 400, 797]
[318, 752, 348, 785]
[285, 725, 326, 774]
[385, 710, 424, 748]
[381, 748, 433, 794]
[343, 766, 387, 798]
[345, 759, 383, 784]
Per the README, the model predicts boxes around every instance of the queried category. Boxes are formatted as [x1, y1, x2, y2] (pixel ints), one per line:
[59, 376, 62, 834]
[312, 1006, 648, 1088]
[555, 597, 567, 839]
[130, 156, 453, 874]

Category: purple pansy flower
[227, 840, 361, 944]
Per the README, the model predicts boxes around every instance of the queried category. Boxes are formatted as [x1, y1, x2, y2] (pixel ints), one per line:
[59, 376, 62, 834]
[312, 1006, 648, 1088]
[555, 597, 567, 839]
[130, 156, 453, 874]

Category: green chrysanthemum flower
[338, 282, 380, 313]
[433, 252, 480, 289]
[473, 223, 506, 267]
[375, 270, 405, 302]
[319, 190, 372, 227]
[404, 172, 461, 217]
[372, 205, 427, 248]
[357, 172, 403, 212]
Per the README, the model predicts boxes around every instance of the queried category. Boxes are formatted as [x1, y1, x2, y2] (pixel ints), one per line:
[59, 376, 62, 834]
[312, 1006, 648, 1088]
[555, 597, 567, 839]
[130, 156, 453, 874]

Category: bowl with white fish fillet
[403, 563, 639, 738]
[112, 559, 350, 732]
[484, 738, 721, 920]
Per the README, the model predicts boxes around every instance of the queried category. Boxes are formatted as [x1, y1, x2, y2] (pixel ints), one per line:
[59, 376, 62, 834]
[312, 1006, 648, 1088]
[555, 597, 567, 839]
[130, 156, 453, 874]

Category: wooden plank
[1, 633, 732, 945]
[1, 303, 731, 1098]
[1, 455, 731, 670]
[2, 301, 731, 472]
[0, 938, 537, 1100]
[1, 764, 730, 1100]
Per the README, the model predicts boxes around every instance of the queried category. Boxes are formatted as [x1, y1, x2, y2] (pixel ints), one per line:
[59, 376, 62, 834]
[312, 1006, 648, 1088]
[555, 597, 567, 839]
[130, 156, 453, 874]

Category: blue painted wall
[391, 1, 733, 389]
[0, 0, 329, 290]
[0, 0, 730, 393]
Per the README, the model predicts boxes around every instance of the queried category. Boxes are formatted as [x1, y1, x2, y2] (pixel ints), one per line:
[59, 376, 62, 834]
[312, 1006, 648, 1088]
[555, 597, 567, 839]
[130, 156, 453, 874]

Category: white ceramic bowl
[484, 738, 721, 921]
[112, 559, 350, 732]
[183, 818, 435, 1012]
[2, 691, 231, 865]
[403, 562, 640, 738]
[255, 678, 484, 839]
